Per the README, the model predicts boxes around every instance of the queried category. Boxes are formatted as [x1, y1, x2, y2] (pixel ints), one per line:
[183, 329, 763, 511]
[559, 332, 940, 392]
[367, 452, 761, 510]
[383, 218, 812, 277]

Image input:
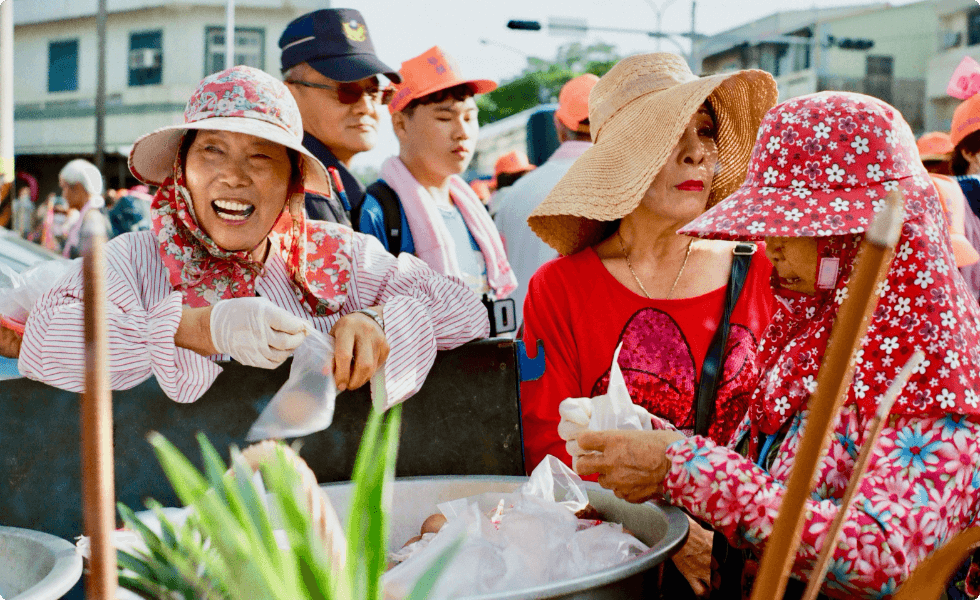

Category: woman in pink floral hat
[574, 92, 980, 599]
[18, 66, 488, 406]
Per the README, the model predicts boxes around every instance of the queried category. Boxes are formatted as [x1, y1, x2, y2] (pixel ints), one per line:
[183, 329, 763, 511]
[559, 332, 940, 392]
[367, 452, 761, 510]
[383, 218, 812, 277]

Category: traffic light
[507, 20, 542, 31]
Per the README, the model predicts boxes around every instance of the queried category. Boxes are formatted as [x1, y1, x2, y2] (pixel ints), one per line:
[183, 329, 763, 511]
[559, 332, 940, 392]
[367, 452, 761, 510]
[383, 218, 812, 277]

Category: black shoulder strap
[694, 242, 756, 437]
[365, 181, 402, 254]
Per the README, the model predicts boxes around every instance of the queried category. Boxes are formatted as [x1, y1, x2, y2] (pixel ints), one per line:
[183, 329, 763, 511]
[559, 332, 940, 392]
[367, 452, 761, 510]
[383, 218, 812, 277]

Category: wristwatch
[353, 307, 384, 332]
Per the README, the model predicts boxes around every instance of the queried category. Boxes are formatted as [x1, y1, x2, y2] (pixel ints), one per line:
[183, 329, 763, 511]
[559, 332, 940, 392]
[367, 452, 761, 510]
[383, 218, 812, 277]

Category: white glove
[210, 297, 312, 369]
[558, 396, 593, 468]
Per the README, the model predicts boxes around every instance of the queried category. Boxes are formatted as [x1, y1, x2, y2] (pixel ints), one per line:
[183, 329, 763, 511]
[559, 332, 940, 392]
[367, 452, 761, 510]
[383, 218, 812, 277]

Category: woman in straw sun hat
[18, 65, 487, 405]
[575, 91, 980, 599]
[520, 52, 778, 596]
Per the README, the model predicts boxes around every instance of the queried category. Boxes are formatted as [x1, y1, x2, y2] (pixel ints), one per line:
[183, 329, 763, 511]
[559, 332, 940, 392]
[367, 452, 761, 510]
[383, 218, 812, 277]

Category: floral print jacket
[662, 406, 980, 599]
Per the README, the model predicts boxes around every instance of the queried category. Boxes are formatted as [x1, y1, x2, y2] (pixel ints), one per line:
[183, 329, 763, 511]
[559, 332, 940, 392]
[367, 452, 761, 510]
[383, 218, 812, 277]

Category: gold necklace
[617, 230, 694, 299]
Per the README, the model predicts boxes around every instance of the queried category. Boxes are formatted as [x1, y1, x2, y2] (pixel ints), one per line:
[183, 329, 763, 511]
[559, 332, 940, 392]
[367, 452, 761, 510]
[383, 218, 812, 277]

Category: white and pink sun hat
[128, 65, 331, 195]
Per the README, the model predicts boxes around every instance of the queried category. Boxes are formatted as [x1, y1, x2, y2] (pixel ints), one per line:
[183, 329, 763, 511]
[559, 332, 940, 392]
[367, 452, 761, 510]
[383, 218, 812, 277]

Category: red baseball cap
[556, 73, 599, 133]
[388, 46, 496, 114]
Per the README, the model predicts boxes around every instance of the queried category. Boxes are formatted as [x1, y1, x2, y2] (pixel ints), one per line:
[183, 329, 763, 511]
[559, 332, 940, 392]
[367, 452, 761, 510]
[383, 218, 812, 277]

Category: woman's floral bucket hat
[681, 91, 934, 240]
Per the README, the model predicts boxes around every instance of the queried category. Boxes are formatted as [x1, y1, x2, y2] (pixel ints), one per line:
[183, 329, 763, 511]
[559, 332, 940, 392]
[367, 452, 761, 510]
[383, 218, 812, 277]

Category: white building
[692, 1, 940, 133]
[925, 0, 980, 134]
[13, 0, 321, 194]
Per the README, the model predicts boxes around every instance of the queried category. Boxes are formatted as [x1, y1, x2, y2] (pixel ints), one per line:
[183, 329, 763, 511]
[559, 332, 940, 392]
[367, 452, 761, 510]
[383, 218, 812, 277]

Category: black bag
[352, 180, 403, 253]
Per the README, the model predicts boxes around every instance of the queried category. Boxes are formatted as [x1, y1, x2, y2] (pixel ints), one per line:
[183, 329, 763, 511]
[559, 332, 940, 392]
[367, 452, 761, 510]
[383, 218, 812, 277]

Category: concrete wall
[13, 2, 316, 156]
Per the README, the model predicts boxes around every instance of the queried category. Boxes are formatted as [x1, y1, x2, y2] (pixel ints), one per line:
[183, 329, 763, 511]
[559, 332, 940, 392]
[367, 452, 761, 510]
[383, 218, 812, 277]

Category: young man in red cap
[493, 74, 598, 331]
[279, 8, 400, 225]
[357, 46, 517, 302]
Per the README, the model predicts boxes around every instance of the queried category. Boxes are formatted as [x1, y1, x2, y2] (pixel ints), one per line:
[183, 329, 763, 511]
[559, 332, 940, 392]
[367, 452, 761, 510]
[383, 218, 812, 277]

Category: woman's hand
[575, 429, 684, 503]
[329, 305, 388, 392]
[674, 516, 713, 598]
[0, 322, 22, 359]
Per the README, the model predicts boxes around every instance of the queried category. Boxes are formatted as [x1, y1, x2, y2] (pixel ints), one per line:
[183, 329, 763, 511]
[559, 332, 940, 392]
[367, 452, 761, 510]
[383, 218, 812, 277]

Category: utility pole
[95, 0, 107, 172]
[0, 0, 14, 184]
[689, 1, 699, 74]
[645, 0, 678, 53]
[225, 0, 235, 71]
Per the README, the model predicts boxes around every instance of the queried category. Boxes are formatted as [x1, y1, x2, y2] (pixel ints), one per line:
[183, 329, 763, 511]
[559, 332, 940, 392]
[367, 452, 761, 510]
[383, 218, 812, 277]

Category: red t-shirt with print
[520, 246, 776, 474]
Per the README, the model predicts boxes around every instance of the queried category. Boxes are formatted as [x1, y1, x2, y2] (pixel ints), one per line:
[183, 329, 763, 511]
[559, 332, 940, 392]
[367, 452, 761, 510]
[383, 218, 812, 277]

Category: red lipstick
[676, 180, 704, 191]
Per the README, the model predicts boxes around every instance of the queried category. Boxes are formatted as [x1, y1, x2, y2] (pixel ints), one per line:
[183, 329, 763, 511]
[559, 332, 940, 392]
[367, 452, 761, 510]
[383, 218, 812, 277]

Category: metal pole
[225, 0, 235, 70]
[0, 0, 15, 184]
[94, 0, 107, 172]
[689, 1, 698, 73]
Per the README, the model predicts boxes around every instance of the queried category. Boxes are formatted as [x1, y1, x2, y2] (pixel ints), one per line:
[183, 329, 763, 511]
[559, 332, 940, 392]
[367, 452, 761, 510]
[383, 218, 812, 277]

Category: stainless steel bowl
[321, 475, 689, 599]
[0, 526, 82, 600]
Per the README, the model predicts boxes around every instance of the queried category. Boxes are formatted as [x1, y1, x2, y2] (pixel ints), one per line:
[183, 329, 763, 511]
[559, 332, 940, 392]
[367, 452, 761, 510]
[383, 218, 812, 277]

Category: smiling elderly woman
[18, 66, 488, 405]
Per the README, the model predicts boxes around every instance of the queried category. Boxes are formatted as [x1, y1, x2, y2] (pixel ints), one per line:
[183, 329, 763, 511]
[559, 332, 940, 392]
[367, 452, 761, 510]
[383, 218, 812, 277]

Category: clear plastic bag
[383, 456, 648, 599]
[0, 259, 75, 326]
[246, 330, 337, 441]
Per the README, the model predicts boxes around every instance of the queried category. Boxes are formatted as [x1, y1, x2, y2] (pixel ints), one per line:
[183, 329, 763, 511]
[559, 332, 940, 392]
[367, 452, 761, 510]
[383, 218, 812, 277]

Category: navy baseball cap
[279, 9, 401, 84]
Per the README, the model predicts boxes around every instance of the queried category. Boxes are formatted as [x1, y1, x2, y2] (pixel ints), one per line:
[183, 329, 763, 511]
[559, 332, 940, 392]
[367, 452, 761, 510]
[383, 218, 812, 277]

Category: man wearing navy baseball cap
[280, 8, 400, 225]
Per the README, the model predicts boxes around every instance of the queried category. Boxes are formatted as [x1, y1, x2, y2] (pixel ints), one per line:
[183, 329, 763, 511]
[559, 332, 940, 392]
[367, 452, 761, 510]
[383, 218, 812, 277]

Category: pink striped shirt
[19, 230, 489, 405]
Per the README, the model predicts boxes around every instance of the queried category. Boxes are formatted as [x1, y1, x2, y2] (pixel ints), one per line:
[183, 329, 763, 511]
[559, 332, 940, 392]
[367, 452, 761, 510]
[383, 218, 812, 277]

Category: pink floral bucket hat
[681, 91, 934, 240]
[128, 65, 331, 195]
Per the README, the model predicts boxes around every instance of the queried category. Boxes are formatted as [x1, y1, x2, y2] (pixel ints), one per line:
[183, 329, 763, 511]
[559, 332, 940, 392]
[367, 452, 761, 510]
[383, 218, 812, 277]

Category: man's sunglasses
[285, 80, 395, 105]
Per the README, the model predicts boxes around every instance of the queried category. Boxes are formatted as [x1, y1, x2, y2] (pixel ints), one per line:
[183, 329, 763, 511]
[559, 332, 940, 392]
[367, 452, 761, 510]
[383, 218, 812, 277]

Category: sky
[342, 0, 923, 172]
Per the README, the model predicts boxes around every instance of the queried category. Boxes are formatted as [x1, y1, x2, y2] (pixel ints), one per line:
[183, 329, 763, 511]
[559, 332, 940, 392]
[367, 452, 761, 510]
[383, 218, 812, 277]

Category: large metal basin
[0, 526, 82, 600]
[321, 475, 689, 599]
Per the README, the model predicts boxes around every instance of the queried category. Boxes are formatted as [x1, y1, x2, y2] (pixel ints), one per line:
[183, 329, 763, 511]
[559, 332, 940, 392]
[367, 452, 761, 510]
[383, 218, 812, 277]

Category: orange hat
[494, 150, 535, 177]
[951, 93, 980, 149]
[917, 131, 954, 162]
[931, 174, 980, 267]
[555, 73, 599, 133]
[388, 46, 496, 114]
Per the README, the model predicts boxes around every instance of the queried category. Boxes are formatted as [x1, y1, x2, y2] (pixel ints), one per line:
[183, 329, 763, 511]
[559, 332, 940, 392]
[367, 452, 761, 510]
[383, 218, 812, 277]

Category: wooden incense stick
[749, 190, 905, 600]
[800, 350, 924, 600]
[81, 211, 117, 600]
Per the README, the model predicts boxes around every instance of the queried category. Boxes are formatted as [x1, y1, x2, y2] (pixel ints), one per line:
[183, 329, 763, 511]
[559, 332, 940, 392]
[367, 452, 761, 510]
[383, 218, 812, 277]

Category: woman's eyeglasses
[286, 80, 395, 106]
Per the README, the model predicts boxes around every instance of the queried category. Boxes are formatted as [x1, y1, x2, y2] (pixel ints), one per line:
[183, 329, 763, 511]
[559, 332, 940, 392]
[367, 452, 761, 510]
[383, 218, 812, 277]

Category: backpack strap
[365, 181, 403, 253]
[694, 242, 756, 437]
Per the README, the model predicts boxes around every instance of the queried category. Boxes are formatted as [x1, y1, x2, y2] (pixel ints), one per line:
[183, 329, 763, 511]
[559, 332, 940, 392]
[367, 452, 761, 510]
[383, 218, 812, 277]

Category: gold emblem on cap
[342, 20, 367, 42]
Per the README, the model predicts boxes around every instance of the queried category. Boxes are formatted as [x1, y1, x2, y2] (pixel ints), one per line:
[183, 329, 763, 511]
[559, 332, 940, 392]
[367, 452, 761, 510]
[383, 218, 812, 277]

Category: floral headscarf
[153, 150, 351, 316]
[682, 92, 980, 435]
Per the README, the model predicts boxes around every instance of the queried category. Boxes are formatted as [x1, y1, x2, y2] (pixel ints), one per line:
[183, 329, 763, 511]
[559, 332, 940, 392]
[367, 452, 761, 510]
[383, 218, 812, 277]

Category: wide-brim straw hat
[528, 53, 777, 256]
[129, 65, 331, 196]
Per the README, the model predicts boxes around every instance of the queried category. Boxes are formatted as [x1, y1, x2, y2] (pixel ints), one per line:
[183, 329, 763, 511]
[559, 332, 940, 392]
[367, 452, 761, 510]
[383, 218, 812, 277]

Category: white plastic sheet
[383, 456, 648, 599]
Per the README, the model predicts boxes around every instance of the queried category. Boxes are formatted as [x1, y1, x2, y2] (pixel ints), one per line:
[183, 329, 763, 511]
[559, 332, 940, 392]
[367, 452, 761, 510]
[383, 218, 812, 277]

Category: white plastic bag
[0, 259, 75, 325]
[557, 343, 654, 468]
[383, 456, 648, 599]
[246, 330, 337, 441]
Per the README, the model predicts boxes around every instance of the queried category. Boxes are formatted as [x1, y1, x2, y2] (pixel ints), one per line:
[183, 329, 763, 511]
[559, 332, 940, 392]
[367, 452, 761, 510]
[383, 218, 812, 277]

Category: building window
[48, 39, 78, 93]
[969, 7, 980, 46]
[129, 30, 163, 86]
[866, 55, 894, 104]
[204, 27, 264, 75]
